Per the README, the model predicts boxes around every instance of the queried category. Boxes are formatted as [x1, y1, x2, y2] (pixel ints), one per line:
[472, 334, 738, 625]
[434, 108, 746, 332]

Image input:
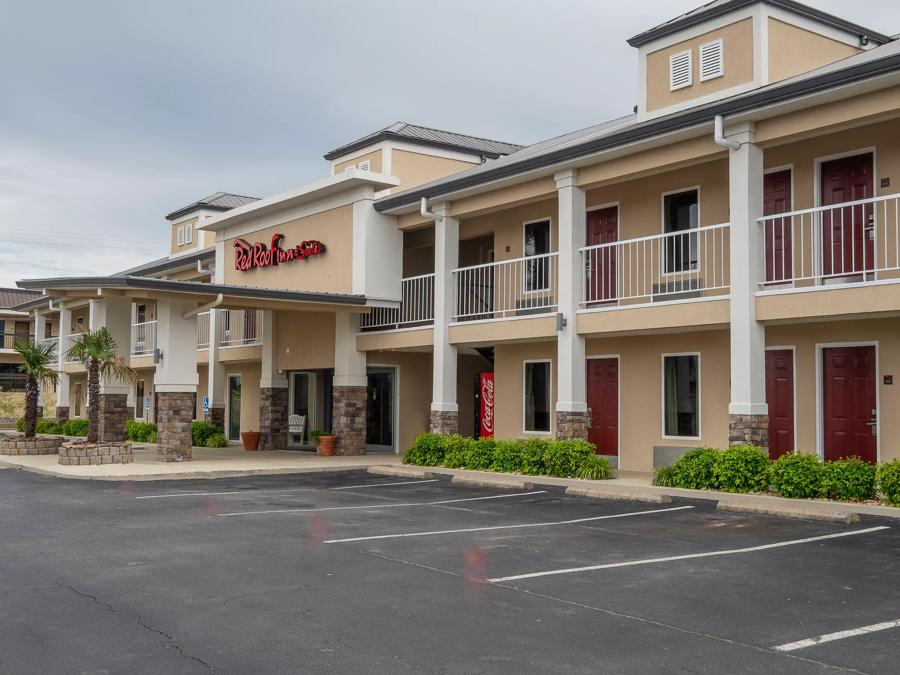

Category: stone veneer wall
[0, 435, 63, 455]
[429, 410, 459, 436]
[555, 411, 589, 441]
[156, 391, 194, 462]
[729, 414, 769, 451]
[58, 441, 133, 465]
[259, 387, 288, 450]
[97, 393, 129, 442]
[56, 406, 70, 425]
[208, 406, 225, 433]
[333, 386, 366, 456]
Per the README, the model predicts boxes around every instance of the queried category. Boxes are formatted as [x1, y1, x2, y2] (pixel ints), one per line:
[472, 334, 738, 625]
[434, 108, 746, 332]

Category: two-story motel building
[15, 0, 900, 469]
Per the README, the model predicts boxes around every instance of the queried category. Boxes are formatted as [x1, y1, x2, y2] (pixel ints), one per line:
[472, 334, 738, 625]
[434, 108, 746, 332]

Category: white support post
[333, 310, 368, 455]
[333, 311, 367, 388]
[727, 122, 769, 447]
[259, 310, 288, 450]
[207, 309, 226, 427]
[554, 170, 587, 437]
[90, 296, 132, 396]
[155, 298, 200, 461]
[56, 302, 71, 414]
[430, 203, 459, 434]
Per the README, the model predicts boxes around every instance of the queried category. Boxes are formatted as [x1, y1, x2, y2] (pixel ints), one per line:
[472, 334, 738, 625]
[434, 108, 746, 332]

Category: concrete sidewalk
[0, 443, 402, 480]
[369, 464, 900, 523]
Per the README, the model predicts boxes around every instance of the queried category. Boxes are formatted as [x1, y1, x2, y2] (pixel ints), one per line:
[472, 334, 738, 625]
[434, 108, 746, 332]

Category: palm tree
[13, 340, 59, 439]
[65, 328, 137, 444]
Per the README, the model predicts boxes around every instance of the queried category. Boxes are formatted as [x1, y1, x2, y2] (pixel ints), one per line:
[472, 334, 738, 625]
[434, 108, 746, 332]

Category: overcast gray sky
[1, 0, 898, 288]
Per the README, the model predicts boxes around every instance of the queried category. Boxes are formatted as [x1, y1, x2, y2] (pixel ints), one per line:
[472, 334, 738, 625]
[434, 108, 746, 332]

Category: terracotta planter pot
[241, 431, 261, 452]
[316, 435, 337, 456]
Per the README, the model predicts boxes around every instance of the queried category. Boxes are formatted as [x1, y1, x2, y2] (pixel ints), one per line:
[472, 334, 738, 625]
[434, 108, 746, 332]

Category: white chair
[288, 414, 306, 446]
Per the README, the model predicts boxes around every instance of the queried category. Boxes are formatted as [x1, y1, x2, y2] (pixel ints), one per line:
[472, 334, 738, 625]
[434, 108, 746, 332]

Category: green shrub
[442, 435, 474, 468]
[491, 439, 524, 473]
[62, 418, 88, 437]
[15, 417, 24, 432]
[126, 419, 158, 443]
[822, 457, 876, 502]
[518, 438, 549, 476]
[770, 452, 823, 499]
[191, 421, 220, 448]
[652, 465, 678, 487]
[543, 438, 594, 477]
[877, 460, 900, 506]
[463, 438, 496, 470]
[35, 418, 64, 435]
[575, 454, 614, 480]
[714, 444, 770, 493]
[403, 433, 446, 466]
[671, 447, 720, 489]
[205, 433, 228, 448]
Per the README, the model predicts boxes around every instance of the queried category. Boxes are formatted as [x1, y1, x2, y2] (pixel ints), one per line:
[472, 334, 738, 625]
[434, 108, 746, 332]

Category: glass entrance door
[227, 375, 241, 441]
[366, 368, 395, 452]
[289, 371, 316, 448]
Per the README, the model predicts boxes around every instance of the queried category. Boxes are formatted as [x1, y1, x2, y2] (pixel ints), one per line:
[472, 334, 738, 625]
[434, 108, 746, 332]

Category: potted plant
[0, 340, 62, 457]
[240, 430, 261, 452]
[310, 429, 336, 456]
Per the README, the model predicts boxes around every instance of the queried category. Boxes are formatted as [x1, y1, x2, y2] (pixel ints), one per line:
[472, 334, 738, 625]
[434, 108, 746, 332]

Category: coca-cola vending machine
[478, 372, 495, 439]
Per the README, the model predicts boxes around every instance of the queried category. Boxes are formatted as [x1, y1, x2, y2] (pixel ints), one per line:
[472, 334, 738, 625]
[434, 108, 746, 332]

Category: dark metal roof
[0, 288, 41, 310]
[323, 122, 524, 161]
[115, 248, 215, 277]
[16, 276, 368, 307]
[627, 0, 892, 48]
[165, 192, 260, 222]
[375, 40, 900, 213]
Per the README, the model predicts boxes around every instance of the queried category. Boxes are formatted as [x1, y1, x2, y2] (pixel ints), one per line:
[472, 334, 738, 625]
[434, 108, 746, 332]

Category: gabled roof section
[0, 288, 41, 310]
[165, 191, 260, 222]
[627, 0, 892, 48]
[115, 247, 215, 278]
[323, 122, 524, 161]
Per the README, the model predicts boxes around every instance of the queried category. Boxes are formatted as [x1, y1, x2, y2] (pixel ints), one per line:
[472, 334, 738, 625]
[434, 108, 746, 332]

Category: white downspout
[714, 115, 741, 150]
[420, 197, 437, 222]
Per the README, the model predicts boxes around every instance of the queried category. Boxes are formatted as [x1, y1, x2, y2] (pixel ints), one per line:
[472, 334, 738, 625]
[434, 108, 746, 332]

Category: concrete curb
[715, 496, 861, 524]
[367, 465, 434, 479]
[566, 485, 672, 504]
[450, 475, 535, 490]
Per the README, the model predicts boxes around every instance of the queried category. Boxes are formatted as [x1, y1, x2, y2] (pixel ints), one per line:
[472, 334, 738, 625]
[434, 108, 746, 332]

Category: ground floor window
[524, 360, 551, 433]
[135, 381, 145, 420]
[663, 354, 699, 438]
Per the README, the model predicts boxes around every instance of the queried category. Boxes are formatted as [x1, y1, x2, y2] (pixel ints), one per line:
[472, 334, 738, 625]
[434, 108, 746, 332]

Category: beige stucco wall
[366, 351, 431, 453]
[646, 18, 754, 113]
[334, 150, 382, 174]
[766, 318, 900, 463]
[767, 18, 860, 84]
[222, 205, 353, 293]
[493, 341, 558, 440]
[275, 311, 336, 371]
[390, 149, 476, 193]
[226, 362, 261, 434]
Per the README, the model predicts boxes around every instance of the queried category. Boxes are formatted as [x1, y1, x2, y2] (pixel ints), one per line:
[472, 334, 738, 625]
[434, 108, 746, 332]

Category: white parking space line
[218, 490, 548, 517]
[323, 505, 695, 544]
[773, 619, 900, 652]
[487, 526, 890, 583]
[136, 479, 438, 500]
[329, 479, 439, 490]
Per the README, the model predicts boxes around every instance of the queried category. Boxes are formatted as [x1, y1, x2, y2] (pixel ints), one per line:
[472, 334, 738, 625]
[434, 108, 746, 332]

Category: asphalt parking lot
[1, 468, 898, 674]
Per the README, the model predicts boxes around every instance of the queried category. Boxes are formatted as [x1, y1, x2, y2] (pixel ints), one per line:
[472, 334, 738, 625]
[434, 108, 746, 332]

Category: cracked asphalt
[1, 468, 898, 674]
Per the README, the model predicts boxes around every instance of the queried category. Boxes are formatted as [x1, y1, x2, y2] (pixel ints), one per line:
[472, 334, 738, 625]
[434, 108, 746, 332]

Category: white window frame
[660, 186, 701, 276]
[176, 225, 185, 246]
[661, 352, 701, 441]
[669, 49, 693, 91]
[184, 222, 193, 244]
[523, 359, 553, 435]
[699, 38, 724, 82]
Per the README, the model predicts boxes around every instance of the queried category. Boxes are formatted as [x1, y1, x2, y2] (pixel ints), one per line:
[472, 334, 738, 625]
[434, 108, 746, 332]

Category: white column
[207, 309, 226, 412]
[431, 203, 459, 413]
[555, 169, 587, 415]
[90, 296, 132, 395]
[154, 299, 200, 393]
[727, 122, 767, 417]
[333, 311, 367, 387]
[56, 302, 71, 410]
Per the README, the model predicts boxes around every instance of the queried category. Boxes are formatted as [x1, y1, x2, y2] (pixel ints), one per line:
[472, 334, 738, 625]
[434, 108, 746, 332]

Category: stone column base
[333, 386, 367, 456]
[260, 387, 288, 450]
[98, 394, 129, 442]
[429, 410, 459, 436]
[555, 411, 589, 441]
[56, 406, 70, 425]
[729, 414, 769, 450]
[125, 406, 135, 421]
[156, 391, 194, 462]
[59, 441, 133, 465]
[1, 434, 64, 456]
[208, 406, 225, 433]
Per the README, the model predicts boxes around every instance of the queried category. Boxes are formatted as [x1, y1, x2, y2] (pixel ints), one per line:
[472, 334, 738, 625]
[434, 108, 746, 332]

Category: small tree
[13, 340, 59, 439]
[65, 328, 137, 444]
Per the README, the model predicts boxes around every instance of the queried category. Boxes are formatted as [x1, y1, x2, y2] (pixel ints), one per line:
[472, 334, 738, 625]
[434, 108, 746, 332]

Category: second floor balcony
[197, 309, 263, 349]
[1, 332, 33, 351]
[453, 252, 559, 322]
[360, 274, 435, 331]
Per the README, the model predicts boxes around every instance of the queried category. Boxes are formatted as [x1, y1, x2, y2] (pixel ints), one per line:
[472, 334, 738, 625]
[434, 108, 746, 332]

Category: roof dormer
[630, 0, 891, 121]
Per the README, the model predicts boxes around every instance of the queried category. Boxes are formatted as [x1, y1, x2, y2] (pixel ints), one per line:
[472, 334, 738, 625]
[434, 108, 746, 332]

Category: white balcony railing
[453, 252, 558, 321]
[580, 223, 730, 306]
[197, 312, 210, 348]
[218, 309, 262, 347]
[758, 193, 900, 287]
[38, 336, 59, 360]
[64, 333, 84, 363]
[131, 321, 157, 356]
[360, 274, 435, 331]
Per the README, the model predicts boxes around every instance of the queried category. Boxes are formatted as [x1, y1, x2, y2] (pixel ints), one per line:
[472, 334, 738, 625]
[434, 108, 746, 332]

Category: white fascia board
[169, 208, 215, 227]
[638, 5, 758, 55]
[387, 140, 484, 164]
[330, 141, 391, 168]
[200, 170, 399, 233]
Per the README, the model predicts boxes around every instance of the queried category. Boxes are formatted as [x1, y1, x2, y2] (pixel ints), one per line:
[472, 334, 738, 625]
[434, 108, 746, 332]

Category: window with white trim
[663, 189, 699, 273]
[184, 223, 193, 244]
[176, 226, 185, 246]
[663, 354, 699, 438]
[524, 219, 551, 292]
[669, 49, 693, 91]
[524, 361, 551, 433]
[699, 39, 724, 81]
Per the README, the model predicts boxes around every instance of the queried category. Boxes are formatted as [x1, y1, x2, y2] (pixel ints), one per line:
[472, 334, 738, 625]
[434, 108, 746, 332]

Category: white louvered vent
[669, 50, 693, 91]
[184, 223, 193, 244]
[176, 226, 185, 246]
[699, 39, 724, 81]
[358, 159, 371, 172]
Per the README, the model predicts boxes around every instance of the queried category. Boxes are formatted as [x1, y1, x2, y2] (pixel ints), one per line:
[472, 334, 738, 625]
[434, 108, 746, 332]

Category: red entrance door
[586, 207, 618, 304]
[820, 154, 874, 278]
[587, 358, 618, 456]
[823, 346, 877, 463]
[765, 349, 794, 459]
[764, 170, 792, 283]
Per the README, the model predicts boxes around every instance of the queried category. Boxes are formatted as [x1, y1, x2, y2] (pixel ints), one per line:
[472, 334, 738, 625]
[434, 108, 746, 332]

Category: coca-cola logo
[480, 374, 494, 436]
[234, 233, 326, 272]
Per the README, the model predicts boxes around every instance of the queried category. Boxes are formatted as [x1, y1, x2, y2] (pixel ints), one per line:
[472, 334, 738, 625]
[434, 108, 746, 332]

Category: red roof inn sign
[233, 234, 326, 272]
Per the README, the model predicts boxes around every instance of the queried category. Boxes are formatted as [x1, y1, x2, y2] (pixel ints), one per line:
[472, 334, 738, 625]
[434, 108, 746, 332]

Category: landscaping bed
[0, 434, 64, 456]
[59, 441, 134, 465]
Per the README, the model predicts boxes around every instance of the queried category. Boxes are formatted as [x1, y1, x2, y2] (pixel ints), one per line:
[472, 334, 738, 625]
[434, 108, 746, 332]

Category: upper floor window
[699, 39, 724, 82]
[524, 219, 551, 292]
[663, 189, 699, 273]
[45, 321, 52, 339]
[669, 49, 693, 91]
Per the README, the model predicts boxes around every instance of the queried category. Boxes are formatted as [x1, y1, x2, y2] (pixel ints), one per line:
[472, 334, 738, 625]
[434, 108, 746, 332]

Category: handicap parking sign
[202, 396, 209, 414]
[144, 397, 150, 412]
